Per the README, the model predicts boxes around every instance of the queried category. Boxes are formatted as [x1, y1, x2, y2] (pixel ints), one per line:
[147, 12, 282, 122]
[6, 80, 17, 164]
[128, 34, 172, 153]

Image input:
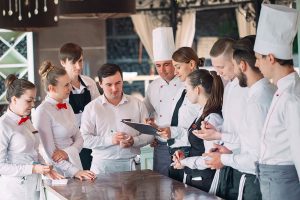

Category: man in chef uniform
[254, 3, 300, 200]
[144, 27, 183, 176]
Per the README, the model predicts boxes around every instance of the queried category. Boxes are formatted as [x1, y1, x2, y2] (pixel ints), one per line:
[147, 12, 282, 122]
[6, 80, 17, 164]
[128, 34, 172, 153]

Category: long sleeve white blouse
[33, 96, 83, 177]
[0, 109, 40, 176]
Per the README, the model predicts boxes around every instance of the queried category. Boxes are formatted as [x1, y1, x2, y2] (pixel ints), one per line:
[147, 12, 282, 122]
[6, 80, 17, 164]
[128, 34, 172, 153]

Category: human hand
[145, 117, 158, 129]
[112, 132, 127, 145]
[32, 164, 51, 175]
[157, 127, 171, 139]
[150, 138, 158, 147]
[192, 122, 221, 141]
[120, 134, 134, 148]
[52, 149, 68, 162]
[45, 170, 65, 180]
[210, 143, 231, 154]
[74, 170, 96, 181]
[202, 152, 224, 170]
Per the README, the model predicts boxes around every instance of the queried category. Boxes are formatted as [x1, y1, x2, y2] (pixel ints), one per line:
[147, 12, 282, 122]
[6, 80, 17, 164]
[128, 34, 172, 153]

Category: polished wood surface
[44, 170, 219, 200]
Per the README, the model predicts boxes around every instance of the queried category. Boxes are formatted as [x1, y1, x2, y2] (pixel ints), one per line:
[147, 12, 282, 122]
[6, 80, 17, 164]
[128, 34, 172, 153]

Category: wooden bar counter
[44, 170, 219, 200]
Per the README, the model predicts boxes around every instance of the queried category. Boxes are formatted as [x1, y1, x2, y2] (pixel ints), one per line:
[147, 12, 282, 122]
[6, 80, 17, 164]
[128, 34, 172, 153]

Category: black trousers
[79, 148, 92, 170]
[217, 166, 262, 200]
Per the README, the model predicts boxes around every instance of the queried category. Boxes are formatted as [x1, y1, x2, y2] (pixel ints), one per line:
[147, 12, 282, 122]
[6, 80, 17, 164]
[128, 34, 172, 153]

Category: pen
[204, 115, 211, 128]
[211, 140, 224, 152]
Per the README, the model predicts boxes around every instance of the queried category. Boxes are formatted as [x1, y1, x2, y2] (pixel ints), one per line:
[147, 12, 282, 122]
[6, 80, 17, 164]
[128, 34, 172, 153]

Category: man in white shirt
[144, 27, 183, 176]
[80, 63, 153, 174]
[203, 35, 276, 200]
[253, 4, 300, 200]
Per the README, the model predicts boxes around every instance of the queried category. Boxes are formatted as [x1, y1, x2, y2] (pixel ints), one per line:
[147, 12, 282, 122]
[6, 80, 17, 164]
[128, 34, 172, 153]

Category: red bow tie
[18, 116, 30, 125]
[56, 103, 67, 110]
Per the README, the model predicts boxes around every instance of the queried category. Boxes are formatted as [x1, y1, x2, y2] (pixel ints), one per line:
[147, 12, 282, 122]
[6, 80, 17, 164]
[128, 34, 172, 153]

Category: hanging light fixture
[0, 0, 59, 29]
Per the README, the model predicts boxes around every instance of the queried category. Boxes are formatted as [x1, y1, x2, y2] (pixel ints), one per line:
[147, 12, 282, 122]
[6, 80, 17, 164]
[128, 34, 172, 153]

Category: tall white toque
[254, 4, 299, 60]
[152, 27, 175, 62]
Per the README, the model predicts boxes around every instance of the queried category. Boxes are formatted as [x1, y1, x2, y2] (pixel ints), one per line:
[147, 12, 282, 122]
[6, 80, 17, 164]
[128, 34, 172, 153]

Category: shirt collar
[231, 77, 239, 87]
[248, 78, 269, 98]
[5, 108, 25, 125]
[159, 76, 180, 86]
[45, 95, 67, 106]
[100, 93, 128, 106]
[276, 72, 298, 94]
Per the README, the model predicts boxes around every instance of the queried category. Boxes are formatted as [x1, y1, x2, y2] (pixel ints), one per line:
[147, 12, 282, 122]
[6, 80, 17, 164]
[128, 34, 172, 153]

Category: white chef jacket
[178, 113, 223, 170]
[67, 75, 100, 127]
[80, 94, 154, 160]
[260, 72, 300, 180]
[221, 78, 276, 174]
[33, 96, 83, 177]
[169, 87, 202, 148]
[0, 109, 42, 200]
[144, 77, 183, 128]
[221, 77, 249, 150]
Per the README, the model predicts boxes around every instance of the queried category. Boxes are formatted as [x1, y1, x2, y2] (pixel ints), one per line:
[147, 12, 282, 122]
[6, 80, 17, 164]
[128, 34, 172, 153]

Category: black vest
[69, 76, 92, 114]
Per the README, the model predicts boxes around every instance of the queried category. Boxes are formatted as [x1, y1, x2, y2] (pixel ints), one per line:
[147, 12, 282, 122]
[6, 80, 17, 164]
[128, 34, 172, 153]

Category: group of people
[0, 3, 299, 200]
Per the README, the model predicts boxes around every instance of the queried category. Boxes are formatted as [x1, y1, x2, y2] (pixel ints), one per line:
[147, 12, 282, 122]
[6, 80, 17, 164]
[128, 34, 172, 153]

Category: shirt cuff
[221, 154, 234, 167]
[170, 126, 179, 139]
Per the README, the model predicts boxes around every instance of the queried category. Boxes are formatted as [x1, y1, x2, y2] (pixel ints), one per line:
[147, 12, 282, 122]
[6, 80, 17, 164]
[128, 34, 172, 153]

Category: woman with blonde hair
[33, 61, 95, 180]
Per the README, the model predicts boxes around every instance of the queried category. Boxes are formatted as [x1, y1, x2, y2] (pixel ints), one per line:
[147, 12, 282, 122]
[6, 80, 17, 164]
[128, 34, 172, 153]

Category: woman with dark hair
[171, 69, 224, 192]
[33, 61, 95, 180]
[0, 74, 62, 200]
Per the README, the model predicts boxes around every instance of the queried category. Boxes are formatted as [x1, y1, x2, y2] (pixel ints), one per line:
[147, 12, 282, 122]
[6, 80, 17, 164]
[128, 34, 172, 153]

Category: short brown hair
[59, 43, 83, 63]
[210, 38, 235, 58]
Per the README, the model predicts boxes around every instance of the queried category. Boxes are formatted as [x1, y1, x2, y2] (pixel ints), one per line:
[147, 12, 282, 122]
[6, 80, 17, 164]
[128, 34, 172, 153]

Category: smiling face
[211, 54, 235, 81]
[11, 88, 36, 116]
[49, 74, 71, 102]
[60, 55, 83, 79]
[155, 60, 175, 82]
[100, 71, 123, 104]
[173, 60, 196, 82]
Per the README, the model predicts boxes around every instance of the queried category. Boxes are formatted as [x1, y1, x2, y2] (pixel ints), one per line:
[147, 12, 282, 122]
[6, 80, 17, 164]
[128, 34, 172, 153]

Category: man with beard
[203, 36, 275, 200]
[80, 63, 153, 174]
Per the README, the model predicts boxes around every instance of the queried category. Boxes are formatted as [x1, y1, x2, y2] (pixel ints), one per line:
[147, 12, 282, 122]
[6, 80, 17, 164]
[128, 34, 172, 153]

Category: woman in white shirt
[171, 69, 224, 192]
[33, 61, 95, 180]
[0, 74, 63, 200]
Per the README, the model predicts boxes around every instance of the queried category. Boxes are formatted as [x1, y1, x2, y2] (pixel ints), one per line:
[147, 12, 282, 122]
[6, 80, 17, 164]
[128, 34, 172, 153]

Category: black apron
[69, 76, 92, 170]
[169, 111, 221, 192]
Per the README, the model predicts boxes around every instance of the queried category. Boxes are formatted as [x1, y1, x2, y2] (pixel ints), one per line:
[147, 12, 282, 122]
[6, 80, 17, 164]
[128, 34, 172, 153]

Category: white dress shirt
[170, 87, 202, 147]
[221, 77, 249, 150]
[33, 96, 83, 177]
[67, 75, 100, 127]
[179, 113, 223, 170]
[260, 72, 300, 180]
[0, 109, 42, 200]
[80, 94, 154, 160]
[221, 78, 276, 174]
[0, 109, 40, 176]
[144, 77, 183, 128]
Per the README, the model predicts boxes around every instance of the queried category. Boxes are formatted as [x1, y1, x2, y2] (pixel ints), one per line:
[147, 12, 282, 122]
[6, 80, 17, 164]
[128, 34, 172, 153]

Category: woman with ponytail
[33, 61, 95, 180]
[0, 75, 62, 200]
[170, 69, 224, 192]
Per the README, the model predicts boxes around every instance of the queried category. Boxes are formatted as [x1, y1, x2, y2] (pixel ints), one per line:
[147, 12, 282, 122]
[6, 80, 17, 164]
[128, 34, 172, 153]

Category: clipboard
[121, 120, 159, 136]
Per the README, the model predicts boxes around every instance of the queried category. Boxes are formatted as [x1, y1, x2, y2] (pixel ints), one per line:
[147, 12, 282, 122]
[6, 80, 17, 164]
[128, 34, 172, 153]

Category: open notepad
[121, 120, 159, 136]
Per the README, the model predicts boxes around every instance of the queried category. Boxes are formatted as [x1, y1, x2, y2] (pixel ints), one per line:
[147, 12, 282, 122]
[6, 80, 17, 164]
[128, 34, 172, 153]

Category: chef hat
[254, 4, 299, 60]
[152, 27, 175, 62]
